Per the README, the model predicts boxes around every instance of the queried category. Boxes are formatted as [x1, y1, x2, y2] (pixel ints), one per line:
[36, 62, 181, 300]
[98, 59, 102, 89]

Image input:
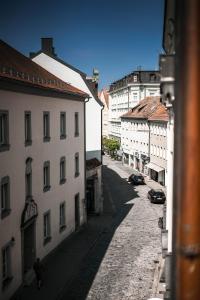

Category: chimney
[41, 38, 56, 56]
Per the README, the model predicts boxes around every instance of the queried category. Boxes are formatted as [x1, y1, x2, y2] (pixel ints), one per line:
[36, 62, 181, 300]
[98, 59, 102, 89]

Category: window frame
[24, 111, 32, 146]
[0, 110, 9, 152]
[60, 156, 66, 184]
[60, 112, 66, 139]
[1, 176, 11, 219]
[43, 210, 51, 245]
[2, 243, 13, 289]
[74, 112, 79, 137]
[59, 202, 66, 232]
[43, 161, 51, 192]
[75, 153, 79, 177]
[43, 112, 50, 142]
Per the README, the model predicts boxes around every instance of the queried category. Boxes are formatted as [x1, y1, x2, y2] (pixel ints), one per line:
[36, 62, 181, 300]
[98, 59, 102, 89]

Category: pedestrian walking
[33, 258, 43, 289]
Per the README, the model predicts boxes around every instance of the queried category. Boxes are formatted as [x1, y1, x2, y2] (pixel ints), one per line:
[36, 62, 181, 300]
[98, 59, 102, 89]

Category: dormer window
[150, 73, 156, 82]
[133, 75, 137, 82]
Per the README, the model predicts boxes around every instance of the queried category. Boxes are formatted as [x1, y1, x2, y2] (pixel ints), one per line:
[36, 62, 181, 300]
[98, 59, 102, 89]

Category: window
[43, 112, 50, 142]
[75, 112, 79, 137]
[1, 176, 10, 219]
[60, 112, 66, 139]
[59, 202, 66, 232]
[43, 211, 51, 244]
[160, 147, 163, 158]
[150, 73, 156, 82]
[157, 146, 160, 157]
[25, 111, 32, 146]
[25, 158, 32, 200]
[2, 244, 13, 289]
[0, 111, 9, 152]
[43, 161, 50, 192]
[133, 75, 137, 82]
[75, 153, 79, 177]
[60, 157, 66, 184]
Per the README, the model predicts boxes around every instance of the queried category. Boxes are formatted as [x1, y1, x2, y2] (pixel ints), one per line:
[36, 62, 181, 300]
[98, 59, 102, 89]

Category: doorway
[75, 193, 80, 230]
[22, 222, 36, 274]
[86, 178, 95, 215]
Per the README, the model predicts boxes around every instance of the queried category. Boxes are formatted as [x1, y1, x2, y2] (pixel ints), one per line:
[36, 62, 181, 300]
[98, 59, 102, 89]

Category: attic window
[150, 73, 156, 82]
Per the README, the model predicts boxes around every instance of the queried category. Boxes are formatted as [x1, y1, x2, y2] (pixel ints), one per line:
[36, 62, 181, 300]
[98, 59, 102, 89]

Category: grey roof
[109, 70, 160, 92]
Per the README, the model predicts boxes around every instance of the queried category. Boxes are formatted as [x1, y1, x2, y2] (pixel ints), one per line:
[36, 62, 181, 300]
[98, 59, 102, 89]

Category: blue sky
[0, 0, 164, 89]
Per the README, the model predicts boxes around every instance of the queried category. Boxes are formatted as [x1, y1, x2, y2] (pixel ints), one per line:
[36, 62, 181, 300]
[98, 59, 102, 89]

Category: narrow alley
[59, 155, 163, 300]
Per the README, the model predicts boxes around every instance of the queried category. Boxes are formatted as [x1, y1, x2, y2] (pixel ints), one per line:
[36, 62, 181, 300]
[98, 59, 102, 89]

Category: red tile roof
[0, 40, 88, 98]
[148, 103, 169, 122]
[121, 96, 160, 119]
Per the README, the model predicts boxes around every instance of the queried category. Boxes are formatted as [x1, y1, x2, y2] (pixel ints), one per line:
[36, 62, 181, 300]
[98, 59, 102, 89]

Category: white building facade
[31, 38, 103, 215]
[108, 71, 160, 142]
[147, 104, 169, 186]
[121, 97, 160, 174]
[0, 40, 87, 300]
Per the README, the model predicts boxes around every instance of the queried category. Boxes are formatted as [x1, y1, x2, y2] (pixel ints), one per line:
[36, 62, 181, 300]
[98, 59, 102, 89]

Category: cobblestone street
[60, 156, 163, 300]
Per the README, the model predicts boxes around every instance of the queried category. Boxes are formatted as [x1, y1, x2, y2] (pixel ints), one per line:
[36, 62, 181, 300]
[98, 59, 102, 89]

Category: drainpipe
[172, 0, 200, 299]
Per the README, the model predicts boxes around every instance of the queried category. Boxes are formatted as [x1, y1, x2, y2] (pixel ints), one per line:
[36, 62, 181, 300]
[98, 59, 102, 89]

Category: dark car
[147, 189, 166, 204]
[128, 174, 145, 185]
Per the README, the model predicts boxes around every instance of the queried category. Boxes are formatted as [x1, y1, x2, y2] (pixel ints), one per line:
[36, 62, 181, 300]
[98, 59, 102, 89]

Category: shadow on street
[59, 163, 140, 300]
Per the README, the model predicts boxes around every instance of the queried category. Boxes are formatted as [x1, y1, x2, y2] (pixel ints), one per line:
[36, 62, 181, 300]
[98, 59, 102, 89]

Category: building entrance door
[75, 194, 80, 230]
[86, 178, 95, 215]
[23, 222, 35, 274]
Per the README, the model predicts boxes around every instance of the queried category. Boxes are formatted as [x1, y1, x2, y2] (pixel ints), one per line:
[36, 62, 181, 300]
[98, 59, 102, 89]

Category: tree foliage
[103, 137, 120, 155]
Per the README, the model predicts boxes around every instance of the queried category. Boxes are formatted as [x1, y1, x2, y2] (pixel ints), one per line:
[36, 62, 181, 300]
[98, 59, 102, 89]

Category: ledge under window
[0, 144, 10, 152]
[75, 172, 80, 178]
[60, 134, 67, 140]
[2, 276, 13, 290]
[43, 185, 51, 192]
[74, 133, 79, 137]
[59, 225, 66, 233]
[43, 136, 51, 142]
[43, 236, 51, 245]
[1, 209, 11, 219]
[25, 140, 32, 147]
[60, 178, 66, 185]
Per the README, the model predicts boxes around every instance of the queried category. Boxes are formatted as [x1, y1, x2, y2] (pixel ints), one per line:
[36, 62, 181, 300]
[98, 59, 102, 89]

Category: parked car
[128, 174, 145, 185]
[147, 189, 166, 204]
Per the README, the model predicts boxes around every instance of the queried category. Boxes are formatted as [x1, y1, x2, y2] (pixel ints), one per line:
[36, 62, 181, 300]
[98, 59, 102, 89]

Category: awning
[146, 162, 164, 173]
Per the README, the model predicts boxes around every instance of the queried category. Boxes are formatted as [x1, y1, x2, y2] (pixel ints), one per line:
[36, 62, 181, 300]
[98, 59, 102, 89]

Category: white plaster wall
[121, 119, 149, 156]
[0, 89, 85, 300]
[150, 122, 168, 169]
[32, 53, 102, 160]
